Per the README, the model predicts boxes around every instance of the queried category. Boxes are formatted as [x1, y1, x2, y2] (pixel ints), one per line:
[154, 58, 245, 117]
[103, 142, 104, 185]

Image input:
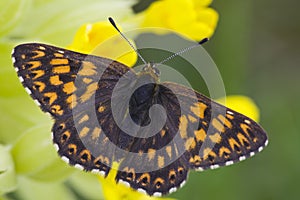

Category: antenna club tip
[108, 17, 115, 25]
[108, 17, 120, 32]
[199, 38, 209, 45]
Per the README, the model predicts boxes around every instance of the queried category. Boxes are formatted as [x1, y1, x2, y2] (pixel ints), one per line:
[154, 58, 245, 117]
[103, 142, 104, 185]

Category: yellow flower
[68, 21, 137, 67]
[140, 0, 218, 40]
[98, 163, 175, 200]
[217, 95, 260, 122]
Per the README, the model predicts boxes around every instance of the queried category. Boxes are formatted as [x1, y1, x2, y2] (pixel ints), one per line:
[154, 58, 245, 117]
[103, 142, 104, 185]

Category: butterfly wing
[114, 81, 268, 196]
[12, 44, 268, 196]
[12, 43, 132, 117]
[162, 82, 269, 170]
[12, 43, 137, 175]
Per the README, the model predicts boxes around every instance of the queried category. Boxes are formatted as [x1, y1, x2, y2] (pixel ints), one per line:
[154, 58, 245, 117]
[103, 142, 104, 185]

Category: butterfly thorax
[129, 63, 161, 126]
[139, 63, 160, 80]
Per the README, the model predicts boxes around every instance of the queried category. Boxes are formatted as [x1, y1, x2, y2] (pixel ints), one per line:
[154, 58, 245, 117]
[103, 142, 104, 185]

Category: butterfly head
[140, 63, 160, 80]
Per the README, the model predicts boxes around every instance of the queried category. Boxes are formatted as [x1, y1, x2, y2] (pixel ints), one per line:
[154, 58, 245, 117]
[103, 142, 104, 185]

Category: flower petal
[140, 0, 218, 40]
[68, 22, 137, 67]
[217, 95, 260, 122]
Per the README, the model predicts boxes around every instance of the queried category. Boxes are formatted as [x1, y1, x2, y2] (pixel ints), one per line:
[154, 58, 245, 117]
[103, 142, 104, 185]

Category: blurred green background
[0, 0, 299, 199]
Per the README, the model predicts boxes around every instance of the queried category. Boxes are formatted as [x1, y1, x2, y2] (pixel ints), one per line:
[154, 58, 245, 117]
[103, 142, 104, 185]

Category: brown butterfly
[12, 19, 268, 196]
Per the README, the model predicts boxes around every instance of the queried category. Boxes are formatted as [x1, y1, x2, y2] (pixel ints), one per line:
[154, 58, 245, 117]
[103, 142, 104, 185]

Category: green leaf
[15, 176, 76, 200]
[11, 124, 75, 182]
[68, 171, 104, 200]
[0, 145, 17, 195]
[0, 0, 32, 38]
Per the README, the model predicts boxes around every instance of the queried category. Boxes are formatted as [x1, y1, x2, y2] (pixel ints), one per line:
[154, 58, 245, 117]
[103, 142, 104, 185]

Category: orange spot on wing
[54, 53, 64, 58]
[240, 123, 251, 137]
[31, 70, 45, 79]
[219, 147, 231, 158]
[66, 94, 77, 109]
[160, 129, 166, 137]
[67, 144, 77, 155]
[203, 148, 217, 160]
[78, 61, 97, 76]
[50, 75, 63, 85]
[191, 102, 207, 119]
[79, 149, 91, 162]
[79, 127, 90, 138]
[228, 138, 240, 151]
[78, 115, 89, 124]
[218, 114, 232, 128]
[80, 82, 98, 102]
[237, 133, 250, 148]
[189, 155, 201, 165]
[50, 58, 69, 65]
[185, 137, 196, 150]
[27, 61, 41, 69]
[63, 82, 76, 95]
[83, 78, 93, 84]
[98, 106, 105, 113]
[92, 127, 102, 140]
[138, 173, 150, 186]
[212, 118, 226, 132]
[158, 156, 165, 168]
[194, 128, 206, 142]
[53, 66, 70, 74]
[226, 113, 234, 120]
[179, 115, 188, 139]
[166, 145, 172, 158]
[33, 81, 45, 92]
[209, 133, 222, 143]
[51, 104, 63, 115]
[147, 148, 156, 161]
[32, 50, 45, 59]
[188, 114, 197, 123]
[61, 130, 70, 143]
[44, 92, 57, 105]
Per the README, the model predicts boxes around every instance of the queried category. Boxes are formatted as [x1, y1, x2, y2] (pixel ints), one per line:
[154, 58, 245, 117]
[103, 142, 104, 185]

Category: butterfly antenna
[108, 17, 147, 65]
[158, 38, 209, 66]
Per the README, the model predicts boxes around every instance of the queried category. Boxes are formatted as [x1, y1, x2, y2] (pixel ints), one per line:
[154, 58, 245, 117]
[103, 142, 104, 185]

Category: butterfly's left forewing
[12, 43, 137, 176]
[12, 43, 132, 117]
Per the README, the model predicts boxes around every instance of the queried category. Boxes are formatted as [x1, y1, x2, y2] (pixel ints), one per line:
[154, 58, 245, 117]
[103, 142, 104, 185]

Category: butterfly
[12, 42, 268, 196]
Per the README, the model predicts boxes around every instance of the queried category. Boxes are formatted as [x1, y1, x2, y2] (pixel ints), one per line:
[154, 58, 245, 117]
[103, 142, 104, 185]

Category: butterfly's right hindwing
[162, 82, 268, 171]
